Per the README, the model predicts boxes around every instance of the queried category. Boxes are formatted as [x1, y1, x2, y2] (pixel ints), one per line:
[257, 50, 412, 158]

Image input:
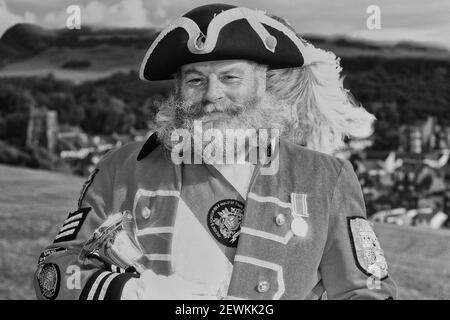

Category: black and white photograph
[0, 0, 449, 304]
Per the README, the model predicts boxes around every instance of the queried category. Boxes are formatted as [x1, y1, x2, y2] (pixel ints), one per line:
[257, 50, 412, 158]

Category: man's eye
[222, 75, 239, 80]
[187, 78, 203, 85]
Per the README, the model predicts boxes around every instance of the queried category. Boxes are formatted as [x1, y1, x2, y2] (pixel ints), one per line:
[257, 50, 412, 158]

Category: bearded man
[34, 4, 396, 300]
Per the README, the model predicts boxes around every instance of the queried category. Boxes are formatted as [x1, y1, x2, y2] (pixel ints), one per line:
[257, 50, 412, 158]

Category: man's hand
[121, 277, 146, 300]
[121, 270, 219, 300]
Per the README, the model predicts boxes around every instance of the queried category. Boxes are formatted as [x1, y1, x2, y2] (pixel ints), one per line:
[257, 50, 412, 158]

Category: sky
[1, 0, 449, 49]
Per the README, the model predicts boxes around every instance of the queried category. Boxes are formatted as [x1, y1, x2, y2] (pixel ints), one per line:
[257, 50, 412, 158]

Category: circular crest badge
[37, 263, 60, 300]
[207, 199, 245, 247]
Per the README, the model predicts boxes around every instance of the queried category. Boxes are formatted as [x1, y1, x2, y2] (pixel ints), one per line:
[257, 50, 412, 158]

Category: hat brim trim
[139, 7, 309, 81]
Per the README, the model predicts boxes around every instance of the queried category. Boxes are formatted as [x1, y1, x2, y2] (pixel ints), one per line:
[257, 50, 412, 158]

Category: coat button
[274, 214, 286, 226]
[257, 281, 270, 293]
[142, 207, 151, 219]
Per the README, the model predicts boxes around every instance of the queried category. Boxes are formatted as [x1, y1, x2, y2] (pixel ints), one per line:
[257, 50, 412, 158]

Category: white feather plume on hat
[267, 41, 376, 155]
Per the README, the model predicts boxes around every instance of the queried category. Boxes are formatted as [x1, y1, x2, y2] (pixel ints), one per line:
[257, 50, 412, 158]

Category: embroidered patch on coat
[53, 207, 91, 243]
[77, 168, 99, 209]
[38, 247, 67, 265]
[36, 263, 60, 300]
[348, 217, 388, 279]
[207, 199, 245, 247]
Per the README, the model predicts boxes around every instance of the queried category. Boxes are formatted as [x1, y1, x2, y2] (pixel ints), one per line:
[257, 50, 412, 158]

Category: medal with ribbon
[290, 193, 309, 237]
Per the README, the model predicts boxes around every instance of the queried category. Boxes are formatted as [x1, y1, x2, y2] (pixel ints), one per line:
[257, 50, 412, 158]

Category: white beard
[152, 91, 292, 163]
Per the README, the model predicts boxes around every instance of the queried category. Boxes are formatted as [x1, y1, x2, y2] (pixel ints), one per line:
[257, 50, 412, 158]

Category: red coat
[34, 136, 397, 299]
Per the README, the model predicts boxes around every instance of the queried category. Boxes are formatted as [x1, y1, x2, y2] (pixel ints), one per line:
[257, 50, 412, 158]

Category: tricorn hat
[140, 3, 309, 81]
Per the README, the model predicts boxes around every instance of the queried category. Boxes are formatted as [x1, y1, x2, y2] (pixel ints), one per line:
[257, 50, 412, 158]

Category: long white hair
[267, 40, 375, 155]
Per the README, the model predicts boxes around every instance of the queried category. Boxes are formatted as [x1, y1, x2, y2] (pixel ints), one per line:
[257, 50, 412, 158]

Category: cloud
[42, 0, 155, 29]
[154, 7, 167, 20]
[2, 0, 450, 49]
[0, 0, 36, 36]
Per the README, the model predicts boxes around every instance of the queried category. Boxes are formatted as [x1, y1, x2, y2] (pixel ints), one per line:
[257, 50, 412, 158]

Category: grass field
[0, 45, 145, 84]
[0, 164, 449, 299]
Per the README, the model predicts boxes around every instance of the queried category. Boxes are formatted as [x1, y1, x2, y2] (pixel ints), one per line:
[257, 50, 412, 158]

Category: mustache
[174, 99, 251, 121]
[153, 92, 293, 152]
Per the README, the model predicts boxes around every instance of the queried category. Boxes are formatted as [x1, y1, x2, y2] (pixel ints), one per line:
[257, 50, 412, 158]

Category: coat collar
[137, 133, 160, 161]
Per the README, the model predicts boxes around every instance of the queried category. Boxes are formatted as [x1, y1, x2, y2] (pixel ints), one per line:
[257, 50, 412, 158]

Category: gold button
[274, 214, 285, 226]
[257, 281, 270, 293]
[142, 207, 151, 219]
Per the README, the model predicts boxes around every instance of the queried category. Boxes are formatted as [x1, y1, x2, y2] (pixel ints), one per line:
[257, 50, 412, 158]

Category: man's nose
[203, 75, 224, 104]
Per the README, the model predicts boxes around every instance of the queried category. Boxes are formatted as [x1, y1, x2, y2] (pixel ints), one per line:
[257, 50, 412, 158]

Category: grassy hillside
[0, 164, 84, 299]
[0, 164, 449, 299]
[374, 223, 450, 299]
[0, 45, 147, 84]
